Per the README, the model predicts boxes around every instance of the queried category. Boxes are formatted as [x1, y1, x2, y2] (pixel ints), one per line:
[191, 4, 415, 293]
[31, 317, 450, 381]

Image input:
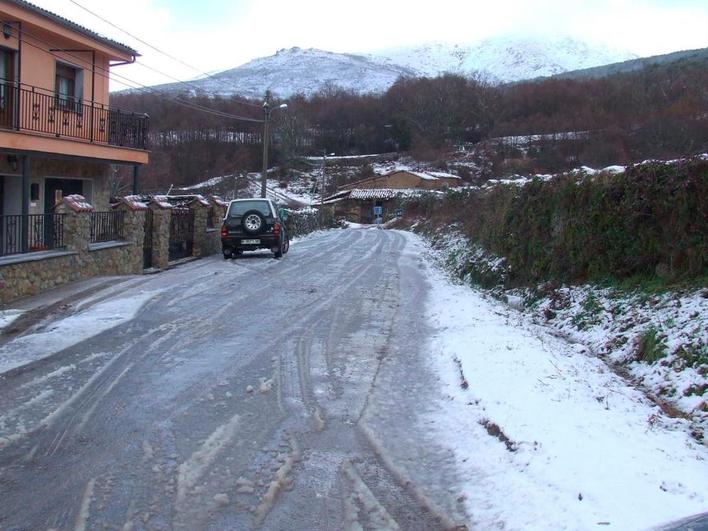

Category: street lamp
[261, 92, 288, 198]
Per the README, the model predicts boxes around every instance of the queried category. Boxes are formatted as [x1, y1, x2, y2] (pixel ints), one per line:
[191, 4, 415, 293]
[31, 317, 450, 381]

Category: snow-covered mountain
[166, 47, 416, 99]
[150, 36, 637, 99]
[372, 36, 637, 83]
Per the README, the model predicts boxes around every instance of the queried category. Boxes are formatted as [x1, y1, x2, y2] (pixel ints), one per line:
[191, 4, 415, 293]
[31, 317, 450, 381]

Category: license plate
[242, 239, 260, 245]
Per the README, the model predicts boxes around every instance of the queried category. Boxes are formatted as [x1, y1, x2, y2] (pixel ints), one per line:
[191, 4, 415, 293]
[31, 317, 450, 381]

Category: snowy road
[0, 229, 467, 530]
[2, 228, 706, 531]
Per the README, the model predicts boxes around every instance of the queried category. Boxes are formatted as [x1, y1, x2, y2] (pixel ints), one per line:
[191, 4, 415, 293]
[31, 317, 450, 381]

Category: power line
[0, 22, 258, 122]
[66, 0, 263, 109]
[3, 21, 263, 123]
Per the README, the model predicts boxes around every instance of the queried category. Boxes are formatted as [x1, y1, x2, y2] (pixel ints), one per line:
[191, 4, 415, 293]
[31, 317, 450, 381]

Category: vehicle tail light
[220, 224, 228, 237]
[274, 222, 281, 235]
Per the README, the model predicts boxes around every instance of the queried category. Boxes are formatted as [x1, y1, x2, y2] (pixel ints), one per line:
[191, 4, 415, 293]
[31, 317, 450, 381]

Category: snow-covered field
[414, 232, 708, 530]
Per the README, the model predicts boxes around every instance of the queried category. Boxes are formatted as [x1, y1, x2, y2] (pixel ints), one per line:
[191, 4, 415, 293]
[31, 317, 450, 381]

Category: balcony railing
[90, 210, 125, 243]
[0, 80, 149, 150]
[0, 214, 65, 257]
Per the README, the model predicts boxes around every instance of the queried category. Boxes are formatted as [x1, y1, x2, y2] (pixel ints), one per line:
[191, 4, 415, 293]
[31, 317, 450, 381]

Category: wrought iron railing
[206, 207, 215, 229]
[0, 214, 65, 257]
[0, 80, 149, 150]
[90, 210, 125, 243]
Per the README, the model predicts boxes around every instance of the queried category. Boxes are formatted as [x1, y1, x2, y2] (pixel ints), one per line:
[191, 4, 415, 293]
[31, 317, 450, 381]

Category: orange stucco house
[0, 0, 148, 256]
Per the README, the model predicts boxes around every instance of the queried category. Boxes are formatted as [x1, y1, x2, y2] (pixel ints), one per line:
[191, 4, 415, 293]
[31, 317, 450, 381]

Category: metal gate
[143, 209, 153, 268]
[168, 208, 194, 261]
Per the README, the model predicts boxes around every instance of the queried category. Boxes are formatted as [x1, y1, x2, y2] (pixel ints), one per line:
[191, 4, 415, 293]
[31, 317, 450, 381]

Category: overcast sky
[30, 0, 708, 91]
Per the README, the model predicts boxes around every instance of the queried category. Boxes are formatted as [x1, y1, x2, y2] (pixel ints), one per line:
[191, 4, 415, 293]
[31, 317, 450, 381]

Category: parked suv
[221, 198, 289, 259]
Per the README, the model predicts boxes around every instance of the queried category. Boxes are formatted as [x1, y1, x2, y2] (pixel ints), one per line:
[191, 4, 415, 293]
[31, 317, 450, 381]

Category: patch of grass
[598, 273, 708, 295]
[571, 292, 605, 330]
[636, 327, 668, 364]
[674, 343, 708, 370]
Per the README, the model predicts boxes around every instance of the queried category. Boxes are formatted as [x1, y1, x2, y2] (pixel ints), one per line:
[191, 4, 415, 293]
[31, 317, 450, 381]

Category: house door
[44, 178, 83, 213]
[0, 47, 16, 129]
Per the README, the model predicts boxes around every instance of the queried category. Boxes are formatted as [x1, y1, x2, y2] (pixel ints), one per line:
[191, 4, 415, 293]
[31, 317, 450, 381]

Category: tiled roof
[63, 194, 93, 212]
[188, 194, 211, 207]
[151, 195, 173, 209]
[325, 188, 427, 203]
[117, 195, 149, 211]
[349, 188, 400, 200]
[209, 195, 228, 207]
[7, 0, 138, 56]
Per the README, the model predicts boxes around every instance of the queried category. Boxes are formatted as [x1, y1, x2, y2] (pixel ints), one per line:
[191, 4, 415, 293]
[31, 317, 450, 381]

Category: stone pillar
[150, 203, 171, 270]
[56, 202, 90, 254]
[114, 203, 145, 274]
[189, 199, 208, 258]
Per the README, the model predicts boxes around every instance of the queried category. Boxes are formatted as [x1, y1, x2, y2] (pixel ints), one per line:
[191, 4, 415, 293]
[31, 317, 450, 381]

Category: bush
[403, 157, 708, 285]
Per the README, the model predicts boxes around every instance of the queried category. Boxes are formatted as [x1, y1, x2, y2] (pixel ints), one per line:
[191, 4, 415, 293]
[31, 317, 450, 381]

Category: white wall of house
[1, 174, 94, 215]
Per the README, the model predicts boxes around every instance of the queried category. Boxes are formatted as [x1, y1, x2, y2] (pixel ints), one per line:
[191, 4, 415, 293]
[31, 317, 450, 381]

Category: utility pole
[319, 151, 334, 228]
[260, 91, 271, 199]
[261, 90, 288, 199]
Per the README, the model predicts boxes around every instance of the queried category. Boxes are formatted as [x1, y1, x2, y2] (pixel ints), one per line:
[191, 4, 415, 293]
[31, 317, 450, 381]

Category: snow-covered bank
[411, 232, 708, 530]
[424, 227, 707, 439]
[0, 291, 159, 375]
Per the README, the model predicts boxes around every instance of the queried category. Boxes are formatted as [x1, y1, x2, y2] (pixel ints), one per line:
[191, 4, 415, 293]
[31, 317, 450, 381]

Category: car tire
[274, 240, 283, 259]
[283, 238, 289, 254]
[241, 210, 265, 235]
[223, 250, 232, 260]
[233, 248, 242, 259]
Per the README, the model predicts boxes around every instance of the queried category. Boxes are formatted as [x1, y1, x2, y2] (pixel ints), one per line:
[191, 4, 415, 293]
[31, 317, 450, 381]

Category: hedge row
[284, 208, 335, 238]
[404, 157, 707, 284]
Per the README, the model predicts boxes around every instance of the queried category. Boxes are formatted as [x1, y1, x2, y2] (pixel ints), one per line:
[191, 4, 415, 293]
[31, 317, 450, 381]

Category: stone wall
[1, 253, 81, 303]
[0, 198, 143, 305]
[1, 195, 228, 305]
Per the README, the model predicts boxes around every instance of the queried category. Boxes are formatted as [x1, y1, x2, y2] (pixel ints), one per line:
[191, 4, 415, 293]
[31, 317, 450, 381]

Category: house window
[0, 47, 15, 117]
[30, 183, 39, 201]
[55, 62, 82, 109]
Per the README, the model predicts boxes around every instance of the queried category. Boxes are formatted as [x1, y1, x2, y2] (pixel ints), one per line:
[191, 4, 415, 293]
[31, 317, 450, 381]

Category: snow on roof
[117, 195, 149, 211]
[209, 195, 228, 207]
[179, 175, 230, 190]
[407, 171, 438, 180]
[151, 195, 173, 209]
[348, 188, 427, 200]
[350, 188, 400, 200]
[427, 171, 461, 179]
[63, 194, 93, 213]
[322, 190, 352, 203]
[187, 195, 211, 207]
[394, 170, 461, 181]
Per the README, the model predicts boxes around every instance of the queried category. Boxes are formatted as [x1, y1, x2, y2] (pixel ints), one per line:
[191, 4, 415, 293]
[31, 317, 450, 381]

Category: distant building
[339, 170, 461, 192]
[325, 169, 461, 223]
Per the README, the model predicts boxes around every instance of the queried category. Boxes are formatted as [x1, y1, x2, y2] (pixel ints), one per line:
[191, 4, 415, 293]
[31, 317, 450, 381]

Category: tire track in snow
[175, 413, 241, 514]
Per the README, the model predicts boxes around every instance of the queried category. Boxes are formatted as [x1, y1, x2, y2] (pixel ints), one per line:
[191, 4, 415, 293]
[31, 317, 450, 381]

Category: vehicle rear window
[227, 200, 272, 217]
